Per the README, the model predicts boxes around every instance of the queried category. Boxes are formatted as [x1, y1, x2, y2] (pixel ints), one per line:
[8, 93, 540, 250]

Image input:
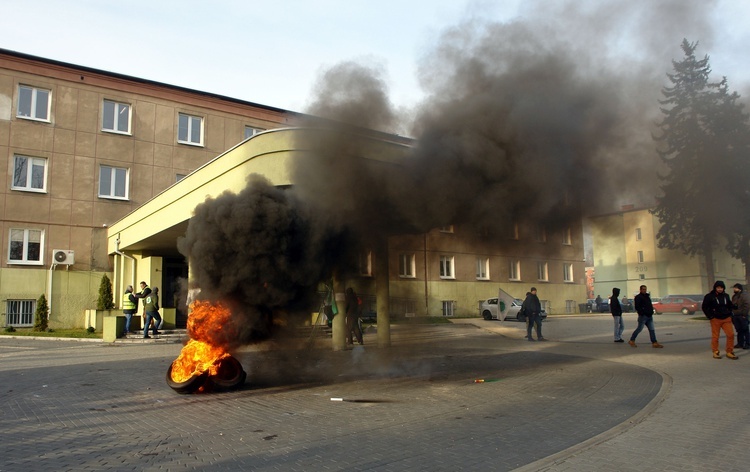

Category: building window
[635, 228, 642, 241]
[442, 300, 456, 317]
[476, 257, 489, 280]
[439, 225, 454, 233]
[244, 126, 264, 139]
[534, 225, 547, 242]
[99, 165, 129, 200]
[359, 251, 372, 276]
[17, 85, 50, 121]
[6, 299, 35, 326]
[399, 253, 415, 278]
[562, 227, 572, 245]
[637, 251, 644, 263]
[8, 228, 43, 264]
[439, 255, 455, 279]
[639, 274, 646, 280]
[507, 222, 519, 240]
[178, 113, 203, 145]
[566, 300, 576, 314]
[509, 260, 521, 280]
[102, 99, 131, 134]
[12, 155, 47, 192]
[537, 262, 549, 281]
[176, 173, 187, 182]
[563, 263, 573, 282]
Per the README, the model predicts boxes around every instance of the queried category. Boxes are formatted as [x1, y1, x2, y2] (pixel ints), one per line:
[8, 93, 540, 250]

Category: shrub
[4, 326, 16, 333]
[34, 294, 49, 332]
[97, 274, 115, 310]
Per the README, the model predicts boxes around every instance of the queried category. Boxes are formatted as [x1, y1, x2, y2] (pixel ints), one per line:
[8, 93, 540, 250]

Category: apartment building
[589, 206, 744, 299]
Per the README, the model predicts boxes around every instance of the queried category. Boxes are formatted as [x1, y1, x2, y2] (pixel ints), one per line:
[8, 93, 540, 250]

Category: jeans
[732, 315, 749, 347]
[526, 312, 542, 339]
[143, 311, 162, 337]
[630, 315, 657, 343]
[123, 311, 135, 334]
[613, 315, 624, 340]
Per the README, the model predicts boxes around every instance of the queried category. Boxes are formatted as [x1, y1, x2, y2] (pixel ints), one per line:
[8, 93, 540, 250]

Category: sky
[4, 0, 750, 117]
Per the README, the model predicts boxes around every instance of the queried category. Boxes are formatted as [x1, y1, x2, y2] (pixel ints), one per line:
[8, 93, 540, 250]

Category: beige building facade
[2, 49, 588, 330]
[590, 207, 744, 300]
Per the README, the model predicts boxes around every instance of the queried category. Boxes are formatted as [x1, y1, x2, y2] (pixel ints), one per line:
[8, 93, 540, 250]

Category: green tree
[34, 294, 49, 331]
[97, 274, 115, 310]
[651, 39, 749, 288]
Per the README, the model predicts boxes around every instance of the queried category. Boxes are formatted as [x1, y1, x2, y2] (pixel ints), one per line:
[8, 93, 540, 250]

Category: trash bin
[578, 303, 588, 314]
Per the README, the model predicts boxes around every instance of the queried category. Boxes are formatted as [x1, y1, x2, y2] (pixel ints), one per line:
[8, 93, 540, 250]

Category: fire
[169, 300, 234, 383]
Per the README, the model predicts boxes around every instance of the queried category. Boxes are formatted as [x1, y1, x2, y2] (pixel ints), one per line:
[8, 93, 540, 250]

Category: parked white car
[479, 297, 547, 322]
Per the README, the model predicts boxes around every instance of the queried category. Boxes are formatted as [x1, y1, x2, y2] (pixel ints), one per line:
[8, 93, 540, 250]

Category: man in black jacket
[732, 283, 750, 350]
[628, 285, 664, 348]
[523, 287, 545, 342]
[702, 280, 738, 359]
[610, 287, 624, 342]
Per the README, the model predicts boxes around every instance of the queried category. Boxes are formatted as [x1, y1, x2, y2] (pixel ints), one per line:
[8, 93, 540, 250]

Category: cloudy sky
[5, 0, 750, 116]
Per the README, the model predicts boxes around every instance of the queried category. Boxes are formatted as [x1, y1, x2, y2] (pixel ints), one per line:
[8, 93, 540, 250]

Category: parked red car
[653, 297, 700, 315]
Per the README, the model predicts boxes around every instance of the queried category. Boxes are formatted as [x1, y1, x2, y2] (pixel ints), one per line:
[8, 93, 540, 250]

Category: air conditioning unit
[52, 249, 75, 265]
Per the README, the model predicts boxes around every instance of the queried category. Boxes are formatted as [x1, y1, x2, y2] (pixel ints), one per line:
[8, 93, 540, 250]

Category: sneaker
[652, 342, 664, 348]
[726, 352, 739, 360]
[734, 344, 741, 349]
[528, 337, 536, 342]
[153, 331, 160, 335]
[143, 335, 151, 339]
[713, 350, 722, 359]
[615, 339, 625, 343]
[628, 340, 637, 348]
[538, 337, 548, 341]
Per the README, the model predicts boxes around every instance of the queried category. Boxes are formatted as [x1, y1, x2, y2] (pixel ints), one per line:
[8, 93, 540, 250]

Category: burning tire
[209, 355, 247, 390]
[166, 362, 210, 394]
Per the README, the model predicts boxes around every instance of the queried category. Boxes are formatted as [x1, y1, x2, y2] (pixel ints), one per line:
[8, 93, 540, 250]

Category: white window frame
[17, 84, 51, 122]
[178, 113, 204, 146]
[563, 263, 574, 282]
[537, 261, 549, 281]
[244, 126, 264, 139]
[476, 257, 489, 280]
[6, 299, 36, 327]
[565, 300, 576, 314]
[509, 260, 521, 281]
[441, 300, 456, 317]
[399, 253, 415, 278]
[12, 155, 47, 193]
[439, 255, 455, 279]
[562, 227, 572, 245]
[359, 250, 372, 277]
[102, 99, 131, 134]
[98, 165, 129, 200]
[635, 228, 642, 241]
[8, 228, 44, 265]
[637, 251, 644, 263]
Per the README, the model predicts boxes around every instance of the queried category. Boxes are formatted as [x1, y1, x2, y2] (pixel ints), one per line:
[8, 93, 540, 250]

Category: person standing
[135, 281, 152, 331]
[121, 285, 137, 337]
[142, 287, 161, 339]
[732, 283, 750, 349]
[344, 287, 362, 345]
[628, 285, 664, 348]
[610, 287, 625, 342]
[703, 281, 738, 359]
[523, 287, 545, 341]
[595, 294, 603, 312]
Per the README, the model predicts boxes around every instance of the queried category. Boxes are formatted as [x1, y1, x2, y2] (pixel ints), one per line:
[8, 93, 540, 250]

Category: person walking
[121, 285, 137, 337]
[523, 287, 545, 341]
[732, 283, 750, 349]
[628, 285, 663, 348]
[345, 287, 363, 345]
[142, 287, 161, 339]
[703, 281, 738, 359]
[610, 287, 625, 342]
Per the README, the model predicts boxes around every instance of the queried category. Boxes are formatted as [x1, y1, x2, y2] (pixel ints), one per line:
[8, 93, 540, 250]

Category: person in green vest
[142, 287, 161, 339]
[121, 285, 137, 337]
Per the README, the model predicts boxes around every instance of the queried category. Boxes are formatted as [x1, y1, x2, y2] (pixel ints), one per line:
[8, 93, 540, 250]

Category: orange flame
[170, 300, 234, 383]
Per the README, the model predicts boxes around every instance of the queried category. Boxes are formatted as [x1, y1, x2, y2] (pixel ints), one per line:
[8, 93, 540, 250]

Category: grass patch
[0, 328, 102, 339]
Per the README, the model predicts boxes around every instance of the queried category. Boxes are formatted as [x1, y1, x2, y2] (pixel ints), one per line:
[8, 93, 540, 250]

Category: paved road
[0, 313, 747, 471]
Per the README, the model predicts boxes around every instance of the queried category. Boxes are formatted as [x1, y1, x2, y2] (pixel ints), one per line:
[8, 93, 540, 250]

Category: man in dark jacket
[732, 283, 750, 349]
[628, 285, 664, 348]
[523, 287, 545, 341]
[702, 280, 737, 359]
[610, 287, 624, 342]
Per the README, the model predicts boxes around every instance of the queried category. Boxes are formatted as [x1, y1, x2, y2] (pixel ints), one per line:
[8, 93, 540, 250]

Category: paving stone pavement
[0, 313, 747, 471]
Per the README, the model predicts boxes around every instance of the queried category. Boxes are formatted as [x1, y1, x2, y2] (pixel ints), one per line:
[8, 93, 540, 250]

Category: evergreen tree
[34, 294, 49, 332]
[97, 274, 115, 310]
[651, 39, 749, 288]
